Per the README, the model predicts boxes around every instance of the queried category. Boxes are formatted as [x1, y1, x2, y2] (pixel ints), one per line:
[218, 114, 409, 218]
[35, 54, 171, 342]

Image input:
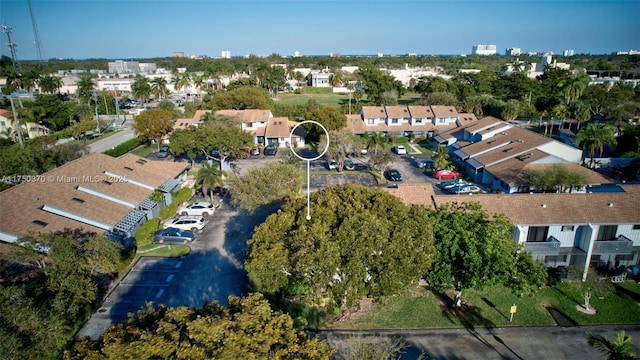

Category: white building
[472, 44, 497, 55]
[221, 50, 231, 59]
[563, 49, 575, 56]
[505, 47, 522, 56]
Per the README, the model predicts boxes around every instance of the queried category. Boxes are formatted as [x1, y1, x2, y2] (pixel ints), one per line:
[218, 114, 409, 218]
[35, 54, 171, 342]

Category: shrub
[173, 187, 193, 203]
[104, 137, 142, 157]
[135, 218, 159, 246]
[160, 204, 178, 220]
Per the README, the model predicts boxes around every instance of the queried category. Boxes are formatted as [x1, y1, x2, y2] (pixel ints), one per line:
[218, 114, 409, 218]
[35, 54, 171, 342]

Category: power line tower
[27, 0, 45, 63]
[2, 23, 21, 74]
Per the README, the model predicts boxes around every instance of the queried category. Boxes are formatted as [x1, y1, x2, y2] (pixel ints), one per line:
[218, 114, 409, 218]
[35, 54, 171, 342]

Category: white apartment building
[472, 44, 497, 55]
[505, 47, 522, 56]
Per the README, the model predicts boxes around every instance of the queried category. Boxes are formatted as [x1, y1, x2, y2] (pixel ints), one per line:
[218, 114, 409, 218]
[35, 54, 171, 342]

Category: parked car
[434, 169, 460, 180]
[384, 168, 403, 181]
[163, 215, 205, 232]
[418, 158, 434, 169]
[449, 184, 482, 194]
[210, 149, 220, 159]
[157, 145, 170, 158]
[327, 160, 339, 170]
[344, 158, 355, 170]
[178, 202, 216, 217]
[394, 145, 407, 155]
[153, 227, 196, 244]
[264, 144, 278, 156]
[439, 179, 469, 190]
[250, 148, 260, 156]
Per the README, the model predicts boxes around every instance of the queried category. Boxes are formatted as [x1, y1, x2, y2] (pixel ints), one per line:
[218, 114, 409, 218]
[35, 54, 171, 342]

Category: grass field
[325, 281, 640, 329]
[132, 143, 155, 158]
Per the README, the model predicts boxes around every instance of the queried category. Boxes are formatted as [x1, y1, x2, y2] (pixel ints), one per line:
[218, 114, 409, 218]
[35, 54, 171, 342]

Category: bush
[104, 137, 142, 157]
[135, 219, 159, 246]
[160, 204, 178, 220]
[173, 187, 193, 203]
[394, 137, 409, 144]
[49, 129, 70, 140]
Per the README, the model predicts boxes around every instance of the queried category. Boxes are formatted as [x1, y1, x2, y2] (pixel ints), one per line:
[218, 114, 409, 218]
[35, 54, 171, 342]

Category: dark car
[384, 168, 402, 181]
[264, 144, 278, 156]
[153, 227, 196, 244]
[344, 158, 355, 170]
[157, 145, 170, 158]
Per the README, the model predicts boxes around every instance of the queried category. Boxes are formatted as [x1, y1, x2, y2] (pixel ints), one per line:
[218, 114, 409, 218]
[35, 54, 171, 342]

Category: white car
[328, 160, 339, 170]
[394, 145, 407, 155]
[178, 202, 216, 217]
[450, 184, 482, 194]
[163, 215, 205, 232]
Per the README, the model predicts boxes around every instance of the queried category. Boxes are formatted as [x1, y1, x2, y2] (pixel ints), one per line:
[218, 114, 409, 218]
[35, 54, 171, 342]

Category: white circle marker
[289, 120, 330, 220]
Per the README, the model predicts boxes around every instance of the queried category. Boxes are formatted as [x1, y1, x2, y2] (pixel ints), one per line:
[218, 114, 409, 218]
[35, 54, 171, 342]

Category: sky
[1, 0, 639, 60]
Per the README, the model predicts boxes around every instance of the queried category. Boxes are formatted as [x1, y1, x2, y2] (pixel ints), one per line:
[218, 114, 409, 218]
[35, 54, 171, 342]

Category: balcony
[592, 235, 633, 255]
[523, 236, 561, 256]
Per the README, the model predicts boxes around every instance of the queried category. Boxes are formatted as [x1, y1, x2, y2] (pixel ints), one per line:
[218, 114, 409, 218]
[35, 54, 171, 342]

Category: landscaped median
[325, 282, 640, 330]
[136, 243, 190, 258]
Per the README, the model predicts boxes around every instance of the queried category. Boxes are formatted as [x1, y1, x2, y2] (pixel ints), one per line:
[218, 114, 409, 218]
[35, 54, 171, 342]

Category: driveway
[76, 199, 267, 340]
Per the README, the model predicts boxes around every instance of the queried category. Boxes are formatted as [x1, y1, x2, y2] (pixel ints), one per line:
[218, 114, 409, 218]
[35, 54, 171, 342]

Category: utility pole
[2, 24, 21, 74]
[27, 0, 45, 63]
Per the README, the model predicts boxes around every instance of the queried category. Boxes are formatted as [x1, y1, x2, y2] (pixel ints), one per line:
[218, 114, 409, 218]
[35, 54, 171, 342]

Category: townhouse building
[353, 105, 477, 138]
[0, 153, 189, 245]
[386, 183, 640, 279]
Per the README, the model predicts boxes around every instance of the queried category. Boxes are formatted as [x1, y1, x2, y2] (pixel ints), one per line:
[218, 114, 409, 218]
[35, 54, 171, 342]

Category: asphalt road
[88, 121, 136, 153]
[317, 325, 640, 360]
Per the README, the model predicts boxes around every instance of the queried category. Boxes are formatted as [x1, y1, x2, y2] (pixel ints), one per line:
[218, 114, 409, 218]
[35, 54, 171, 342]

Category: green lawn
[325, 281, 640, 329]
[136, 244, 191, 258]
[132, 143, 155, 157]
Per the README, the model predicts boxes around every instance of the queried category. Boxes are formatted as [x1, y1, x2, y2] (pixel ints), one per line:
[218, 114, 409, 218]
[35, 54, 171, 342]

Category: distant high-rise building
[563, 49, 575, 56]
[221, 50, 231, 59]
[330, 52, 341, 58]
[108, 60, 140, 74]
[174, 52, 185, 58]
[505, 47, 522, 56]
[472, 44, 497, 55]
[616, 49, 640, 55]
[377, 52, 384, 57]
[293, 51, 301, 57]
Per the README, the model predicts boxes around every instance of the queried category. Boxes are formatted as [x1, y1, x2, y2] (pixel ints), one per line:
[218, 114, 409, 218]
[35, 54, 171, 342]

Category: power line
[27, 0, 45, 63]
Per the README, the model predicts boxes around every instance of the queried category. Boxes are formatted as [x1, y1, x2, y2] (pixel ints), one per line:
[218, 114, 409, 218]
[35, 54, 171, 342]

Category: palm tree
[174, 73, 191, 96]
[559, 73, 589, 105]
[151, 77, 170, 100]
[362, 131, 387, 154]
[347, 84, 355, 114]
[432, 146, 451, 170]
[196, 161, 223, 202]
[76, 74, 95, 105]
[329, 70, 344, 88]
[131, 76, 152, 104]
[192, 74, 205, 101]
[39, 75, 62, 94]
[575, 122, 618, 167]
[588, 331, 639, 360]
[353, 89, 364, 104]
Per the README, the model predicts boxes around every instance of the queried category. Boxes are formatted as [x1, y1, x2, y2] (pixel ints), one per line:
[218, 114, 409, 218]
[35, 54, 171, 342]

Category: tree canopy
[66, 293, 335, 360]
[245, 184, 435, 311]
[356, 65, 405, 105]
[208, 85, 273, 110]
[227, 162, 302, 212]
[132, 108, 174, 151]
[427, 202, 547, 306]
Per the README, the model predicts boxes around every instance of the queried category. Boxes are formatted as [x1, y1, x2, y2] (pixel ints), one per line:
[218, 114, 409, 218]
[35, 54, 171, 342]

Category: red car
[434, 169, 460, 180]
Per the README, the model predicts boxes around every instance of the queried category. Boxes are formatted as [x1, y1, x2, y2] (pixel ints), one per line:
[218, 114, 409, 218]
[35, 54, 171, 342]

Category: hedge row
[104, 137, 142, 157]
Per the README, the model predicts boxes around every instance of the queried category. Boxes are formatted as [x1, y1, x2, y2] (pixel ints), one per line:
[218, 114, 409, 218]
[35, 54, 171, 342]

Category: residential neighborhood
[1, 47, 640, 359]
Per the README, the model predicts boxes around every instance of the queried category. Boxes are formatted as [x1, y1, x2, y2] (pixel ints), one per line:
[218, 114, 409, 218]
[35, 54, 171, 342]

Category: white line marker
[155, 289, 164, 298]
[166, 274, 174, 282]
[175, 261, 182, 268]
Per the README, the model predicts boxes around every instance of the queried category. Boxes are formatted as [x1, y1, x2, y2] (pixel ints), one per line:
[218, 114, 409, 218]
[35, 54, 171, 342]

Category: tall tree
[362, 131, 387, 154]
[76, 74, 95, 105]
[356, 65, 405, 105]
[173, 72, 191, 95]
[246, 184, 435, 311]
[427, 202, 547, 307]
[151, 77, 170, 100]
[318, 129, 362, 171]
[209, 85, 272, 110]
[558, 73, 589, 105]
[131, 76, 152, 104]
[39, 75, 62, 94]
[196, 161, 223, 202]
[227, 162, 302, 212]
[132, 108, 173, 151]
[431, 146, 451, 170]
[263, 65, 287, 98]
[575, 122, 618, 167]
[66, 293, 335, 359]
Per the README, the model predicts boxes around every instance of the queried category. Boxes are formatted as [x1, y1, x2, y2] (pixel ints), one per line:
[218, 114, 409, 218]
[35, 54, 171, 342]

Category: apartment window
[438, 118, 446, 124]
[0, 121, 5, 127]
[597, 225, 618, 241]
[615, 254, 634, 261]
[561, 225, 575, 232]
[246, 122, 254, 128]
[527, 226, 549, 242]
[391, 118, 399, 124]
[367, 119, 375, 125]
[415, 118, 422, 124]
[545, 255, 567, 263]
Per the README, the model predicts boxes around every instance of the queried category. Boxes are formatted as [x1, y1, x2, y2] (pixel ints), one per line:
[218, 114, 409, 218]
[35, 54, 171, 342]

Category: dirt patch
[334, 297, 376, 322]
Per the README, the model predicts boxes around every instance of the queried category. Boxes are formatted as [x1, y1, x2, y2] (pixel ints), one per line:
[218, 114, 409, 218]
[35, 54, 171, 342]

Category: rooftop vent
[71, 197, 85, 203]
[32, 220, 48, 227]
[124, 166, 133, 171]
[541, 204, 547, 208]
[608, 203, 614, 207]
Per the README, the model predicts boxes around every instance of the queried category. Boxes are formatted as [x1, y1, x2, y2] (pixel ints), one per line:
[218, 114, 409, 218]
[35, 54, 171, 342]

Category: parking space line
[166, 274, 174, 282]
[155, 289, 164, 298]
[175, 261, 182, 268]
